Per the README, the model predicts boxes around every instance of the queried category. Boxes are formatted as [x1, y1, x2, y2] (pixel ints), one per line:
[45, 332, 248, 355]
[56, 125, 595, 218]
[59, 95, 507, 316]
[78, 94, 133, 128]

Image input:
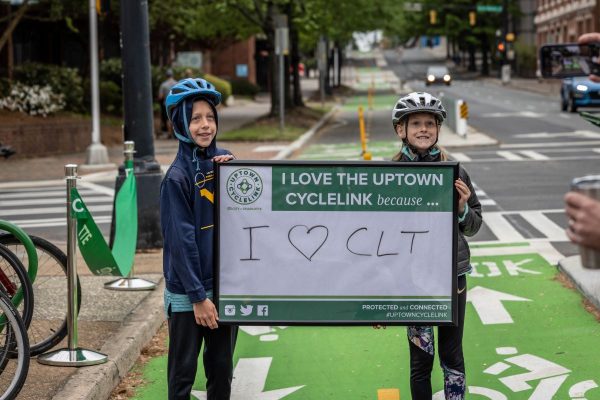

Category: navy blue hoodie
[160, 99, 231, 303]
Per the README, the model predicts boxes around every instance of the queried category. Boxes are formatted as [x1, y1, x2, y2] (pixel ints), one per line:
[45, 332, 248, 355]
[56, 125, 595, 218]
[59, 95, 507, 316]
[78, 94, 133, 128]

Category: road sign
[460, 102, 469, 119]
[477, 4, 503, 12]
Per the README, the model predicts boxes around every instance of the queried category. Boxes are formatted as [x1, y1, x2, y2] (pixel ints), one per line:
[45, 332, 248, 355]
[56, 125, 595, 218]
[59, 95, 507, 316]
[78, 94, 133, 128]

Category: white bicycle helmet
[392, 92, 446, 128]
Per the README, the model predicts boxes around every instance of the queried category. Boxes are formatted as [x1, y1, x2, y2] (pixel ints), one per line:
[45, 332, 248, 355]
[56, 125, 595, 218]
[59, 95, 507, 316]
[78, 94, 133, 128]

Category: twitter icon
[240, 305, 253, 316]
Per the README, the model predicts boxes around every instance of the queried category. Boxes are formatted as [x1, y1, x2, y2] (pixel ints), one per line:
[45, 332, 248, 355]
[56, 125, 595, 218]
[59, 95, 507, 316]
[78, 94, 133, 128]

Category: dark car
[425, 66, 452, 86]
[561, 77, 600, 112]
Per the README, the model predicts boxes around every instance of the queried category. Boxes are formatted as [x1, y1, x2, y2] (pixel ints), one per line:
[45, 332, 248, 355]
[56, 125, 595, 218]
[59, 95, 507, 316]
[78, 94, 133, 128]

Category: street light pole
[84, 0, 110, 167]
[115, 0, 163, 249]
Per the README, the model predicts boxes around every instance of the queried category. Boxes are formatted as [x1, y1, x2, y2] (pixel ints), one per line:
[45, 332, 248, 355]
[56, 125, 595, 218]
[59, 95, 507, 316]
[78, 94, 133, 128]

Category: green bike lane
[131, 91, 599, 399]
[132, 242, 600, 399]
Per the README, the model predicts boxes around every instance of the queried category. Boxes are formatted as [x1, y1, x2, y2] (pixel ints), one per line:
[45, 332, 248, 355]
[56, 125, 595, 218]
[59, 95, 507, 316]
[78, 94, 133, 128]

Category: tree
[0, 0, 88, 78]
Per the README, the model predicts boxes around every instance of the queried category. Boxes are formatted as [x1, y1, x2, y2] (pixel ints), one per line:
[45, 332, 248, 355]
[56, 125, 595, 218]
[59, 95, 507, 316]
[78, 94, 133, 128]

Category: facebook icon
[257, 305, 269, 316]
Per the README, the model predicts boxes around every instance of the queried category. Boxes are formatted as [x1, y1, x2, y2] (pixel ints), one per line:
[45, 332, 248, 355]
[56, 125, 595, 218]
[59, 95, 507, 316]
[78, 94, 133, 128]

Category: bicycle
[0, 288, 30, 400]
[0, 244, 34, 331]
[0, 234, 81, 356]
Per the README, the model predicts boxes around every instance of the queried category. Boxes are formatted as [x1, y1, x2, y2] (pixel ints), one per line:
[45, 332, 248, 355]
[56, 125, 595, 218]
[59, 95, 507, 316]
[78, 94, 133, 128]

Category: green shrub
[202, 73, 231, 105]
[13, 63, 83, 112]
[0, 82, 65, 116]
[0, 77, 10, 97]
[230, 78, 260, 97]
[100, 58, 123, 87]
[99, 81, 122, 114]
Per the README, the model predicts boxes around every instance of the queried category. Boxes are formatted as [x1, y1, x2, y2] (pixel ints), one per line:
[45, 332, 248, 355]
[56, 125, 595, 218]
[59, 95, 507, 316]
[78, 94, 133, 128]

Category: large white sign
[216, 162, 458, 324]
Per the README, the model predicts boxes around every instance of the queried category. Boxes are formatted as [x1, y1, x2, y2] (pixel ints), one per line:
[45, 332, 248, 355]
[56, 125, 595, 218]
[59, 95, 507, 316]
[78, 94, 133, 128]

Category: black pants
[167, 310, 238, 400]
[408, 274, 467, 400]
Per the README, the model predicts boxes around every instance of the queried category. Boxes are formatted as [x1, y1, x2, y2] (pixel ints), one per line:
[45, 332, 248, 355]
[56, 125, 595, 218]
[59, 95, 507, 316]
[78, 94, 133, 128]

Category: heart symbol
[288, 225, 329, 261]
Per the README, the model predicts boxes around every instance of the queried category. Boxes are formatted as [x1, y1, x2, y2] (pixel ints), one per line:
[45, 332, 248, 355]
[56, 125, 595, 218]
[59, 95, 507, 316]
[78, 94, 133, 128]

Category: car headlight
[576, 84, 589, 91]
[427, 75, 435, 82]
[443, 74, 451, 81]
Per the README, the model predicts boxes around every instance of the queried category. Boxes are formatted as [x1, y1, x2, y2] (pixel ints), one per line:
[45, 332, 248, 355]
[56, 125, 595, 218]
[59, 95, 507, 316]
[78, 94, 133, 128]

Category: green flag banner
[72, 167, 138, 276]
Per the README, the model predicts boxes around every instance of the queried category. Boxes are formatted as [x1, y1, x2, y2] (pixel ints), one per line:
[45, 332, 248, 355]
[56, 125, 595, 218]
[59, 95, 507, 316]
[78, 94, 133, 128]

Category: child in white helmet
[390, 91, 482, 399]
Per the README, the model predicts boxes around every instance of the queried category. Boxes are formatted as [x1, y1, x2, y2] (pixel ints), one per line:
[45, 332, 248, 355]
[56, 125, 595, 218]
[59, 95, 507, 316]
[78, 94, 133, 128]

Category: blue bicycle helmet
[165, 78, 222, 143]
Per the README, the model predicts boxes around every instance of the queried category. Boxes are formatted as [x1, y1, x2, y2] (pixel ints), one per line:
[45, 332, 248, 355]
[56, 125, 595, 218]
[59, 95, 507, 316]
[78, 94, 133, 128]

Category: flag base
[38, 348, 107, 367]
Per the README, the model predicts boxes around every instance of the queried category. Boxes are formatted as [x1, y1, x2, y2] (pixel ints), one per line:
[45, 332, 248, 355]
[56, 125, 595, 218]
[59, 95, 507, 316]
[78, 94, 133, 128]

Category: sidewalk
[1, 84, 339, 400]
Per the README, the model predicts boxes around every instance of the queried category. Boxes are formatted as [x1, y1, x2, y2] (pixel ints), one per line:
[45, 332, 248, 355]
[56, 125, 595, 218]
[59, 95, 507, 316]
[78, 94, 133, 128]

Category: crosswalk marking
[497, 151, 524, 161]
[12, 216, 112, 229]
[484, 213, 525, 241]
[594, 148, 600, 154]
[0, 204, 113, 217]
[0, 189, 96, 200]
[520, 211, 566, 241]
[480, 199, 497, 206]
[253, 145, 288, 152]
[519, 151, 549, 161]
[79, 181, 115, 196]
[0, 196, 109, 207]
[450, 152, 472, 162]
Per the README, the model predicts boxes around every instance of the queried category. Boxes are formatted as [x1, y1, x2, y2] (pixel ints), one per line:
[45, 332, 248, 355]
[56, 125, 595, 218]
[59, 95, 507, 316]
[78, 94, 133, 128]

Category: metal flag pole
[104, 141, 156, 291]
[38, 164, 108, 367]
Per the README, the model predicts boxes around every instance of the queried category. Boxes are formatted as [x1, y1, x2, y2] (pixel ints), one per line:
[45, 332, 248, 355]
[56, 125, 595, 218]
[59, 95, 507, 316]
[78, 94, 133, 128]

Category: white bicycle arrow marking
[467, 286, 531, 325]
[192, 357, 304, 400]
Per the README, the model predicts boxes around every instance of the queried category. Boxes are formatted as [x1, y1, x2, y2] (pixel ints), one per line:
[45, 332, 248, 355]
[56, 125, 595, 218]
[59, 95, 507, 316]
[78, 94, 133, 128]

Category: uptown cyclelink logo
[226, 168, 263, 205]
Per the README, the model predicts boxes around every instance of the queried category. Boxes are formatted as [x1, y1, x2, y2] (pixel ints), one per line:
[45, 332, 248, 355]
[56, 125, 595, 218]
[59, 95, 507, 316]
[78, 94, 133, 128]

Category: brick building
[206, 38, 257, 85]
[534, 0, 599, 45]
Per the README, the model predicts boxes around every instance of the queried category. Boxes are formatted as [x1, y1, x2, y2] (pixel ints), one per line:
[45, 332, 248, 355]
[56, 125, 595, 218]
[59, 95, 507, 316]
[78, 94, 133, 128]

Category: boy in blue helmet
[160, 77, 237, 400]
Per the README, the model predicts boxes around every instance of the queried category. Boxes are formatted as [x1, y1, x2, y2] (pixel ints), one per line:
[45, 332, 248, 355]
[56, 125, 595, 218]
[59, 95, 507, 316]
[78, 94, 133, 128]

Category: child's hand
[193, 299, 219, 329]
[213, 154, 235, 163]
[455, 178, 471, 215]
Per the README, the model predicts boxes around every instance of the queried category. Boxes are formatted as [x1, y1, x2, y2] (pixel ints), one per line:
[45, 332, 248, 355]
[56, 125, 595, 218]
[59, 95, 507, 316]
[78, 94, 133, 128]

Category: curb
[558, 255, 600, 311]
[272, 105, 341, 160]
[52, 279, 166, 400]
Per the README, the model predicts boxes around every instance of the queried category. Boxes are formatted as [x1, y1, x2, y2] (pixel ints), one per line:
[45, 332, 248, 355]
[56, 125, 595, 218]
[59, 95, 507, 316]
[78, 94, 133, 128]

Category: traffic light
[497, 41, 505, 53]
[429, 10, 437, 25]
[469, 11, 476, 26]
[96, 0, 110, 15]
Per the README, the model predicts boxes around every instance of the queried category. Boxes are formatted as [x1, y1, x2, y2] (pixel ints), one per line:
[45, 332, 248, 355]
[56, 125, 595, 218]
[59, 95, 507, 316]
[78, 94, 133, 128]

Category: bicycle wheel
[0, 234, 81, 357]
[0, 289, 30, 400]
[0, 245, 34, 330]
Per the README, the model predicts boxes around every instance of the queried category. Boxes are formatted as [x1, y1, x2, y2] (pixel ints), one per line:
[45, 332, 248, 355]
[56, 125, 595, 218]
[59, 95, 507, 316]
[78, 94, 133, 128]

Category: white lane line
[520, 211, 566, 241]
[10, 216, 112, 229]
[0, 204, 113, 217]
[0, 196, 110, 207]
[462, 155, 599, 163]
[0, 189, 97, 200]
[78, 181, 115, 197]
[470, 241, 564, 265]
[480, 199, 497, 206]
[484, 213, 525, 242]
[497, 151, 524, 161]
[450, 152, 472, 162]
[519, 150, 549, 160]
[253, 145, 288, 152]
[500, 140, 600, 149]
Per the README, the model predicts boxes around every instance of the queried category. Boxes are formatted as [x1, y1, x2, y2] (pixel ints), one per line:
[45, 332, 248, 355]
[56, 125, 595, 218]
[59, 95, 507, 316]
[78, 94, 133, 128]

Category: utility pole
[84, 0, 111, 168]
[114, 0, 163, 249]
